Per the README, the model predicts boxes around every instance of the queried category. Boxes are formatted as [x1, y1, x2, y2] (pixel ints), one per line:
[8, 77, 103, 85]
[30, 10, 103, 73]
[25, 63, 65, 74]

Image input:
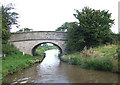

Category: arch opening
[32, 42, 62, 57]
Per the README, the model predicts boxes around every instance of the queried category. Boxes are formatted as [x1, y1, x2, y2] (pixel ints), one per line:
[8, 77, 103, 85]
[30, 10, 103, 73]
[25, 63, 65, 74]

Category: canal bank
[4, 49, 119, 83]
[2, 52, 44, 82]
[60, 44, 119, 73]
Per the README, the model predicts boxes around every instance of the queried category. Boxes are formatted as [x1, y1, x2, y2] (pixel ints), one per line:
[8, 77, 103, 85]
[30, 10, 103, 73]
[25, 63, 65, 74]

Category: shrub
[111, 33, 120, 44]
[89, 57, 112, 71]
[69, 57, 81, 65]
[2, 43, 19, 56]
[69, 56, 112, 71]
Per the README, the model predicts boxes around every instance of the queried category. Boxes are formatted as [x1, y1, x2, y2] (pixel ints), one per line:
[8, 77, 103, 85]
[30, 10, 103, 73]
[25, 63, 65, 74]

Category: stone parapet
[10, 31, 67, 42]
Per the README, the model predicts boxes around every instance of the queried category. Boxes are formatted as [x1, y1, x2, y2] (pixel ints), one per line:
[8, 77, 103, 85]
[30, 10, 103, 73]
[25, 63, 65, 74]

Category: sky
[1, 0, 119, 33]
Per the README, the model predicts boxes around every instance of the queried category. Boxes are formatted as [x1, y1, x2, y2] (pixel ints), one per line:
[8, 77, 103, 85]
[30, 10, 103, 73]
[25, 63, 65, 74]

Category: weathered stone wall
[10, 31, 67, 55]
[10, 31, 67, 42]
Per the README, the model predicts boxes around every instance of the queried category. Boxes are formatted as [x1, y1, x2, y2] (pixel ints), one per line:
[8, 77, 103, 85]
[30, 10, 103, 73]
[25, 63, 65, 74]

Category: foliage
[2, 29, 11, 43]
[67, 7, 114, 52]
[2, 42, 44, 81]
[17, 28, 33, 32]
[61, 44, 119, 72]
[67, 22, 85, 52]
[118, 45, 120, 72]
[35, 45, 58, 55]
[56, 22, 72, 32]
[0, 8, 2, 42]
[2, 3, 19, 29]
[2, 43, 19, 56]
[69, 56, 112, 71]
[1, 3, 19, 43]
[111, 33, 120, 44]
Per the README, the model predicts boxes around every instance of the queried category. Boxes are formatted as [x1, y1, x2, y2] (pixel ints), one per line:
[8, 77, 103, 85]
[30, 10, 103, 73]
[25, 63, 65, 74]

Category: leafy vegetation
[111, 33, 120, 44]
[65, 7, 115, 52]
[61, 44, 119, 72]
[2, 43, 19, 56]
[55, 22, 72, 32]
[17, 28, 33, 32]
[1, 3, 19, 44]
[55, 7, 119, 73]
[1, 4, 44, 81]
[2, 53, 43, 81]
[2, 44, 44, 82]
[0, 11, 1, 82]
[35, 44, 59, 55]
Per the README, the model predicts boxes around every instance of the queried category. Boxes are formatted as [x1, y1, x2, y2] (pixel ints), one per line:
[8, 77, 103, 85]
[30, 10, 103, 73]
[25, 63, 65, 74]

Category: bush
[69, 56, 112, 71]
[69, 57, 80, 65]
[2, 43, 19, 56]
[111, 33, 120, 44]
[87, 57, 112, 71]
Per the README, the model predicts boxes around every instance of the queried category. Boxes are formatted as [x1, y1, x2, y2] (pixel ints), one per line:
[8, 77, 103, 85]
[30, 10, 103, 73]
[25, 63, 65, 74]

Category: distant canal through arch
[6, 49, 119, 83]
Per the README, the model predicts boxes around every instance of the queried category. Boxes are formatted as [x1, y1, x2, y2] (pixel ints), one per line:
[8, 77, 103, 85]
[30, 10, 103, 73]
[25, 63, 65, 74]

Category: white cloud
[2, 0, 119, 33]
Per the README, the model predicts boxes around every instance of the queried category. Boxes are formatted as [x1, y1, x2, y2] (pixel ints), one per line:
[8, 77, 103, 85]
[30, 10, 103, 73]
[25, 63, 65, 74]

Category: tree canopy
[56, 22, 72, 32]
[2, 3, 19, 43]
[67, 7, 115, 52]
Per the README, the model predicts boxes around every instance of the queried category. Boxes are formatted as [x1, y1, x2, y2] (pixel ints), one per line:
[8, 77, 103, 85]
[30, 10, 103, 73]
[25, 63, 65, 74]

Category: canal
[5, 49, 119, 83]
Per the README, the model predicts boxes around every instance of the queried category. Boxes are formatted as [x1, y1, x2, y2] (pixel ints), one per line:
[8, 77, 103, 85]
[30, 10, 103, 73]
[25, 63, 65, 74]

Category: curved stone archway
[32, 42, 63, 56]
[9, 31, 67, 55]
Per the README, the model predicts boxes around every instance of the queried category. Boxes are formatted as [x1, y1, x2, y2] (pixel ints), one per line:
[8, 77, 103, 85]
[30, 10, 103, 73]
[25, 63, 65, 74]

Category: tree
[2, 3, 19, 43]
[17, 28, 33, 32]
[56, 22, 71, 32]
[67, 7, 114, 52]
[2, 3, 19, 30]
[67, 22, 85, 52]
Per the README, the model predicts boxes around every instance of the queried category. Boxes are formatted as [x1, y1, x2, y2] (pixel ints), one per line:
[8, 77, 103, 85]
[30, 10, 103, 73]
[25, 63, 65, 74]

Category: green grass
[61, 44, 119, 72]
[2, 43, 45, 82]
[2, 45, 58, 78]
[2, 44, 59, 82]
[36, 46, 58, 55]
[2, 52, 43, 80]
[36, 49, 45, 55]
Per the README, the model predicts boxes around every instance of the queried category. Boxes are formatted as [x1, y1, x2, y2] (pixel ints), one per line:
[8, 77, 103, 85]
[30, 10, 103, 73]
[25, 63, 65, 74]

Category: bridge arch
[32, 42, 62, 56]
[9, 31, 67, 55]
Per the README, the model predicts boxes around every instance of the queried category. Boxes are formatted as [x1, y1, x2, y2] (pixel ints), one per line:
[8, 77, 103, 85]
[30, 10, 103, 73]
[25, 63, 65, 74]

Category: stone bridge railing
[10, 31, 67, 42]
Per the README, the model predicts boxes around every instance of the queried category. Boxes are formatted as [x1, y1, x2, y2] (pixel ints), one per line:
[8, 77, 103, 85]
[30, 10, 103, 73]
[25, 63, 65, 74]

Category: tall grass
[61, 44, 119, 72]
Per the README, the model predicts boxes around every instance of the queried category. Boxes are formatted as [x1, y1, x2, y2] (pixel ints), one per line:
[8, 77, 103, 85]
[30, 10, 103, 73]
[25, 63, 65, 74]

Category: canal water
[5, 49, 119, 83]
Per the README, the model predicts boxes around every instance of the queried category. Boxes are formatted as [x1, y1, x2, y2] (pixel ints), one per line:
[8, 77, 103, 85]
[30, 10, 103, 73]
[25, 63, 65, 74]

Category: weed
[61, 44, 118, 72]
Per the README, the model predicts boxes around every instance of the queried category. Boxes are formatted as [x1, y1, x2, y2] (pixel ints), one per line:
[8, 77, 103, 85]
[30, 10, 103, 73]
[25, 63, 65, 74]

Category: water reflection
[40, 49, 60, 66]
[35, 49, 69, 83]
[5, 49, 119, 83]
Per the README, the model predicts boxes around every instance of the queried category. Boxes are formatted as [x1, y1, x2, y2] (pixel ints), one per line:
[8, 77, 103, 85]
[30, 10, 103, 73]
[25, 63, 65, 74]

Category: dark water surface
[5, 49, 119, 84]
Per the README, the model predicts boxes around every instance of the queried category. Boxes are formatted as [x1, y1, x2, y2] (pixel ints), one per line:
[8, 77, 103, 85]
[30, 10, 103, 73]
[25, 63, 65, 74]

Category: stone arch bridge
[9, 31, 67, 56]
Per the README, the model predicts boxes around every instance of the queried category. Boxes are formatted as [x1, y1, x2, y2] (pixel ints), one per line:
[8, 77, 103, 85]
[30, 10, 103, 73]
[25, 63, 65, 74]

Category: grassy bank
[2, 51, 44, 81]
[36, 46, 58, 55]
[2, 44, 59, 79]
[61, 44, 119, 72]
